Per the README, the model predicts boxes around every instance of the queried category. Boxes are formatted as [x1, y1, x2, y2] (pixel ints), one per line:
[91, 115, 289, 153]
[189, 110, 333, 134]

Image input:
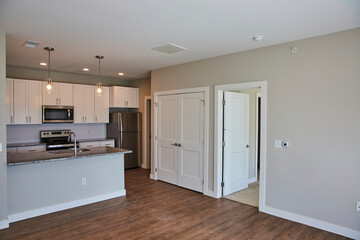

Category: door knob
[171, 143, 178, 146]
[246, 145, 250, 148]
[178, 143, 182, 147]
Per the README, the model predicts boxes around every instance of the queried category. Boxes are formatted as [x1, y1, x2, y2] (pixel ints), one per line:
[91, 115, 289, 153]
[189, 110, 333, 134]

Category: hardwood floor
[0, 168, 348, 240]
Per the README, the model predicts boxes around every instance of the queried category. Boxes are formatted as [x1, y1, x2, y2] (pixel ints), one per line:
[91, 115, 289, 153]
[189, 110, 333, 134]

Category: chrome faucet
[67, 132, 77, 156]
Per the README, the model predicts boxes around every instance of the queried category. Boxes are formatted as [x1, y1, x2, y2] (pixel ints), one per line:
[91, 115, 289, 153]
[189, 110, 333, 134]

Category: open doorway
[214, 81, 267, 211]
[221, 88, 261, 207]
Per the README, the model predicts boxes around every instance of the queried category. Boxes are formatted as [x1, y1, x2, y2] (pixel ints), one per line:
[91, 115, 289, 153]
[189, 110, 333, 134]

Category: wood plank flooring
[0, 168, 348, 240]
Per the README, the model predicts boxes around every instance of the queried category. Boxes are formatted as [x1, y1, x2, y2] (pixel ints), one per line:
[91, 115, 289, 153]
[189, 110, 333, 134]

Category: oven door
[42, 106, 74, 123]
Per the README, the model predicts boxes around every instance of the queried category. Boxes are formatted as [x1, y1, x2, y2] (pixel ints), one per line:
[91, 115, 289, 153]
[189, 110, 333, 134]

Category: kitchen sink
[49, 149, 90, 154]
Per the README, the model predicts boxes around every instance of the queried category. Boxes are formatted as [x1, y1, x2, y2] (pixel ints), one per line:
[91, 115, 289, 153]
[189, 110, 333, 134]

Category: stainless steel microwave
[42, 106, 74, 123]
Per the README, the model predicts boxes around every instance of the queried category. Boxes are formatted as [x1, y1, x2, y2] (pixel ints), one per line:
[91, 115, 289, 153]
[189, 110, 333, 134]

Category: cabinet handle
[59, 98, 61, 105]
[105, 144, 111, 146]
[26, 116, 28, 123]
[56, 98, 58, 105]
[85, 116, 87, 123]
[28, 149, 36, 152]
[10, 116, 13, 123]
[82, 116, 84, 123]
[29, 116, 31, 123]
[95, 116, 97, 123]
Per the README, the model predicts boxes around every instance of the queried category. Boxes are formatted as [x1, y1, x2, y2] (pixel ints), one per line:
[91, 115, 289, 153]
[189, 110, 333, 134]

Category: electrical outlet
[356, 201, 360, 212]
[82, 178, 87, 186]
[9, 133, 14, 139]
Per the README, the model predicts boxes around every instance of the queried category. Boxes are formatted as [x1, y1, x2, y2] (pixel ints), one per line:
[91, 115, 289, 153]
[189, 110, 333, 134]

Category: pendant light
[44, 47, 54, 93]
[95, 55, 104, 95]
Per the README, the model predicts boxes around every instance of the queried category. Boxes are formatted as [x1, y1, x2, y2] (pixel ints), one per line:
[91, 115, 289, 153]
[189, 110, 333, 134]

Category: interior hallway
[0, 168, 348, 240]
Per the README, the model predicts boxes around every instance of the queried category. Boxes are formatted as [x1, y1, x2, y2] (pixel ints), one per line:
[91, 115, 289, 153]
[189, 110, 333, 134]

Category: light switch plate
[356, 201, 360, 212]
[0, 143, 2, 152]
[274, 140, 282, 148]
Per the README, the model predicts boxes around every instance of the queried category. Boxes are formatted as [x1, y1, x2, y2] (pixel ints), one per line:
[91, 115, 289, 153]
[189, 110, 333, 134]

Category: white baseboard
[8, 190, 126, 223]
[264, 206, 360, 239]
[0, 219, 9, 230]
[150, 174, 156, 180]
[204, 190, 215, 198]
[248, 177, 257, 184]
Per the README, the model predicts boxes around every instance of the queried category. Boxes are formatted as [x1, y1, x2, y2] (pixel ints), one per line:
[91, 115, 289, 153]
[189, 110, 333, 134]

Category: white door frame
[142, 96, 151, 169]
[254, 92, 261, 182]
[152, 87, 210, 196]
[214, 81, 267, 212]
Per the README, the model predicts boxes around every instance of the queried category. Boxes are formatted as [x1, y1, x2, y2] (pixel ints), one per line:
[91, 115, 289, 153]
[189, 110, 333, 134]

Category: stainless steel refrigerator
[107, 112, 142, 169]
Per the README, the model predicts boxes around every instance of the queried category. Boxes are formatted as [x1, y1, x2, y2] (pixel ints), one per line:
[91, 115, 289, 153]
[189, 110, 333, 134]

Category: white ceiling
[0, 0, 359, 80]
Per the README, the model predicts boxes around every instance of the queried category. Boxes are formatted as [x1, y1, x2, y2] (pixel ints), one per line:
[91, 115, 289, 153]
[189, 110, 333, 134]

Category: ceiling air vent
[23, 40, 41, 48]
[152, 43, 187, 54]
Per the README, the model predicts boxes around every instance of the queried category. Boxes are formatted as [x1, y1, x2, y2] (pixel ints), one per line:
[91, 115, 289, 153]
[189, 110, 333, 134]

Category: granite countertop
[7, 146, 131, 166]
[7, 138, 115, 148]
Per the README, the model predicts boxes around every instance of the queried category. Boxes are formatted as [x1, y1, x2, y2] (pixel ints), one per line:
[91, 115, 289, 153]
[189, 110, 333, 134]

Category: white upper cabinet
[94, 86, 109, 123]
[6, 78, 14, 124]
[74, 84, 95, 123]
[43, 82, 73, 106]
[109, 86, 139, 108]
[14, 79, 42, 124]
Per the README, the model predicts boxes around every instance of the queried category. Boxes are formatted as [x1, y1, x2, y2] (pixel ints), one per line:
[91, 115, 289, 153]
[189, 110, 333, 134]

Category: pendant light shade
[44, 47, 54, 93]
[95, 55, 104, 95]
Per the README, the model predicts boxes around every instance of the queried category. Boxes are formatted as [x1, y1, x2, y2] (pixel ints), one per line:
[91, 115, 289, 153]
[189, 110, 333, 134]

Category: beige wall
[7, 66, 129, 86]
[151, 28, 360, 232]
[128, 77, 151, 167]
[0, 32, 8, 225]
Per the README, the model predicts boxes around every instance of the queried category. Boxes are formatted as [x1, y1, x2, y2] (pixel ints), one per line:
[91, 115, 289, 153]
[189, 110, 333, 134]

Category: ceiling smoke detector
[23, 40, 41, 48]
[152, 43, 187, 54]
[252, 35, 263, 42]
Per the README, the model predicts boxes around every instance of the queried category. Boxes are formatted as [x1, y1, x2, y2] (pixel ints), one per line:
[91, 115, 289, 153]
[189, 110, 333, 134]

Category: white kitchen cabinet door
[99, 140, 115, 147]
[17, 145, 46, 153]
[27, 80, 42, 124]
[6, 78, 14, 124]
[94, 86, 109, 123]
[83, 85, 95, 123]
[79, 141, 100, 148]
[74, 84, 95, 123]
[109, 86, 126, 107]
[43, 82, 73, 106]
[14, 79, 27, 124]
[43, 82, 58, 105]
[126, 87, 139, 108]
[74, 84, 84, 123]
[58, 83, 73, 106]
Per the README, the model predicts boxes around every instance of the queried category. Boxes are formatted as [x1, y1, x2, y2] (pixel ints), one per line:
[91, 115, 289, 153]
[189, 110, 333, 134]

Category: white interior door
[223, 91, 250, 196]
[177, 93, 204, 192]
[157, 95, 178, 185]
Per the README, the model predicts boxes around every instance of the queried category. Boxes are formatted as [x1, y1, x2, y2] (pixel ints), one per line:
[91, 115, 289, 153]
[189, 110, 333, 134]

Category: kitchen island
[7, 146, 131, 223]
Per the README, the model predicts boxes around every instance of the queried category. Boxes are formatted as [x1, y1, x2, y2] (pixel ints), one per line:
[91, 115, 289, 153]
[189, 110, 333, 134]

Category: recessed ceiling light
[40, 62, 47, 66]
[82, 68, 89, 72]
[118, 72, 124, 76]
[252, 35, 263, 42]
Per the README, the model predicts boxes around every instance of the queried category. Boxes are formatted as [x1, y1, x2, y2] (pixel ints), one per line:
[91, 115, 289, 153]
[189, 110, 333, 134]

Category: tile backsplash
[7, 123, 107, 144]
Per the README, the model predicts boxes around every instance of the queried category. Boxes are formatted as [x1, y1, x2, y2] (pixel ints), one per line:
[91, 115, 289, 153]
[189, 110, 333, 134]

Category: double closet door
[157, 92, 205, 193]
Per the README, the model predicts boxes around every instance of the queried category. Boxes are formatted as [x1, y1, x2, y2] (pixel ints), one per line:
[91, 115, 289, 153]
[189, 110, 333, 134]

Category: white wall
[0, 32, 8, 228]
[151, 28, 360, 233]
[7, 124, 107, 144]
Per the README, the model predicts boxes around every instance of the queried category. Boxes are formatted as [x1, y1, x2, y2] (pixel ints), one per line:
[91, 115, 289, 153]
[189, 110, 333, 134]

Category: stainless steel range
[40, 130, 79, 151]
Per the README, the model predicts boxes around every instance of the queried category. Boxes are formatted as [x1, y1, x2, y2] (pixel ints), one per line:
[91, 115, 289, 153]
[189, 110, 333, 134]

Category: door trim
[254, 92, 261, 183]
[142, 96, 151, 169]
[152, 87, 210, 196]
[214, 81, 267, 212]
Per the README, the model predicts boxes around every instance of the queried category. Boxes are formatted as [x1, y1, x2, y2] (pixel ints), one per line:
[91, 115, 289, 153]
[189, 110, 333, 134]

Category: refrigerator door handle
[120, 133, 123, 149]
